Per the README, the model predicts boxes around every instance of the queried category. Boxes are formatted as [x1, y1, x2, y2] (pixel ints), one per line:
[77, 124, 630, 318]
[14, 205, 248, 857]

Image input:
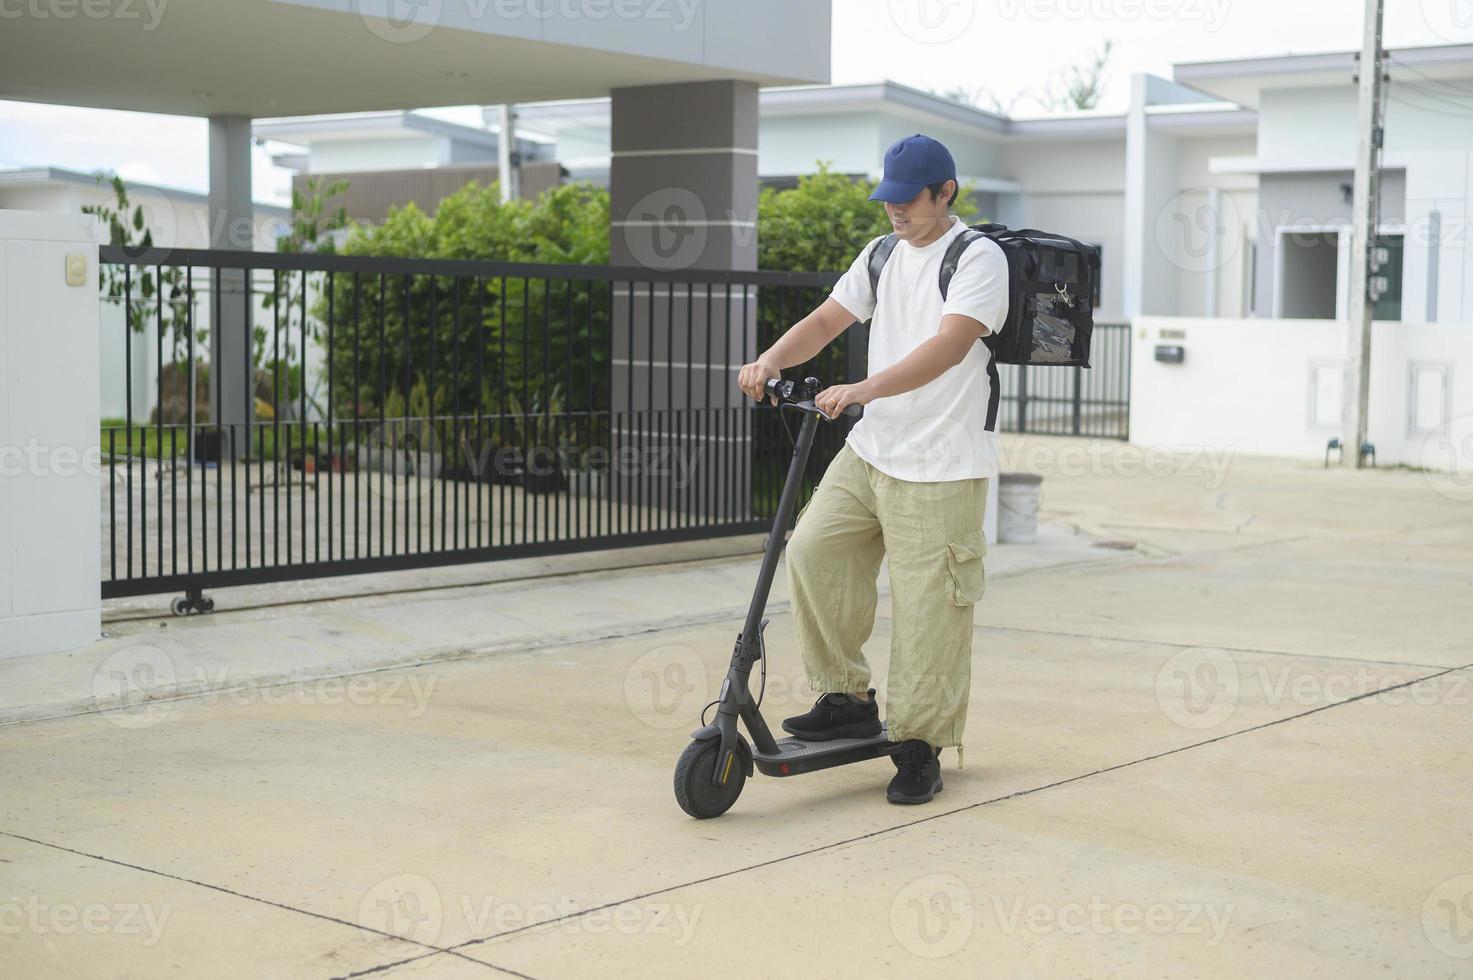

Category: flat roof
[512, 80, 1254, 144]
[0, 166, 290, 216]
[1175, 41, 1473, 108]
[0, 0, 828, 118]
[253, 111, 556, 148]
[762, 81, 1010, 135]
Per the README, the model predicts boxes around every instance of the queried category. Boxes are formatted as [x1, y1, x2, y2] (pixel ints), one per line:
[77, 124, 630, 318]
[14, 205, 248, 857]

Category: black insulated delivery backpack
[865, 222, 1101, 368]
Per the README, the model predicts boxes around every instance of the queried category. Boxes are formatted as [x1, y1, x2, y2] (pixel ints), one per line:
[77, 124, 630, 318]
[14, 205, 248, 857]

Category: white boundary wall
[0, 211, 101, 659]
[1131, 316, 1473, 472]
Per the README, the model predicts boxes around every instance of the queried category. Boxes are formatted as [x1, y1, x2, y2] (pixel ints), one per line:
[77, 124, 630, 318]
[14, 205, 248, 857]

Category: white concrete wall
[0, 211, 101, 658]
[1257, 88, 1356, 171]
[1168, 134, 1259, 319]
[997, 138, 1127, 320]
[1130, 315, 1473, 471]
[759, 114, 882, 178]
[1250, 84, 1473, 329]
[1260, 84, 1473, 170]
[98, 271, 331, 425]
[0, 182, 289, 251]
[1400, 149, 1473, 326]
[1, 182, 292, 421]
[874, 117, 1001, 181]
[99, 299, 146, 422]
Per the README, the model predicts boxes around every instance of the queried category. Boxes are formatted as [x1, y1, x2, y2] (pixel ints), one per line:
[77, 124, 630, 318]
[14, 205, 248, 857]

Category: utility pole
[1342, 0, 1387, 468]
[496, 104, 521, 203]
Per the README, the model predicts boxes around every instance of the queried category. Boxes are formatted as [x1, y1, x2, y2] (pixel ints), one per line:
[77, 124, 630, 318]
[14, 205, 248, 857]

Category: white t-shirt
[829, 215, 1010, 482]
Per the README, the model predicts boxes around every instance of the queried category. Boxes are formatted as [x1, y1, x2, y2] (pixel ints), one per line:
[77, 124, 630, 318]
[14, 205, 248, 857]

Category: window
[1278, 230, 1340, 319]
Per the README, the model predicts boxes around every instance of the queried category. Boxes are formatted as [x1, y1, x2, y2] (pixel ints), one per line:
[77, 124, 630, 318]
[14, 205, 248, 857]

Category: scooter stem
[740, 407, 821, 648]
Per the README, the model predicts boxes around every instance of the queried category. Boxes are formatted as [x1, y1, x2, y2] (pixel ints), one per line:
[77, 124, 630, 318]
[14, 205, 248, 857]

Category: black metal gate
[995, 320, 1132, 439]
[99, 246, 1127, 601]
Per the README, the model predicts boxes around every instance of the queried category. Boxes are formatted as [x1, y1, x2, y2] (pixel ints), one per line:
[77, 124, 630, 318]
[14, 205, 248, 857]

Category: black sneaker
[781, 689, 881, 741]
[887, 739, 943, 804]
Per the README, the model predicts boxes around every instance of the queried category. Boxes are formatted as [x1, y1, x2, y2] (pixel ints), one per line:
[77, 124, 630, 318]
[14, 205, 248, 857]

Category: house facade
[256, 41, 1473, 331]
[1177, 43, 1473, 327]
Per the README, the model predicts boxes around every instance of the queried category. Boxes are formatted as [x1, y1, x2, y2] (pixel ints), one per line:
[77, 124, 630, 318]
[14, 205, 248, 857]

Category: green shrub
[320, 182, 611, 434]
[758, 163, 893, 273]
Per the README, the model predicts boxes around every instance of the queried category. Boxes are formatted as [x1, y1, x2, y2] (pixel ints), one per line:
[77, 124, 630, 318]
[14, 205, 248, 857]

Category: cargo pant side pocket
[945, 531, 988, 606]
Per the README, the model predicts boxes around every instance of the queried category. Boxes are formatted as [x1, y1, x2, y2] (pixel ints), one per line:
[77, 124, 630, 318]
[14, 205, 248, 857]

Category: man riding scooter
[736, 133, 1009, 805]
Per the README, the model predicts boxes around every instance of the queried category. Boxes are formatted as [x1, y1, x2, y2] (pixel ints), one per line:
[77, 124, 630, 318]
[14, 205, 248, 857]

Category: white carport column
[608, 80, 759, 522]
[208, 115, 254, 459]
[0, 212, 101, 657]
[1122, 74, 1180, 320]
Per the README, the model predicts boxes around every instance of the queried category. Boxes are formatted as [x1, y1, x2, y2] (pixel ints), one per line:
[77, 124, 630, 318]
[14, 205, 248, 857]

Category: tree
[282, 175, 351, 255]
[260, 175, 352, 419]
[320, 180, 611, 427]
[758, 161, 979, 272]
[1039, 39, 1114, 112]
[85, 173, 211, 426]
[758, 163, 893, 273]
[931, 83, 1028, 117]
[83, 173, 196, 360]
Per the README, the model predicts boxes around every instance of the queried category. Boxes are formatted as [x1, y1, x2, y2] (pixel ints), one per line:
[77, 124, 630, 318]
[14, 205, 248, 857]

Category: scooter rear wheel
[674, 736, 748, 819]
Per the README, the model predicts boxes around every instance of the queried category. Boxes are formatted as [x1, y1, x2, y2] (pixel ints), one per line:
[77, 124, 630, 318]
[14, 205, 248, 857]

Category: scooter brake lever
[794, 399, 862, 420]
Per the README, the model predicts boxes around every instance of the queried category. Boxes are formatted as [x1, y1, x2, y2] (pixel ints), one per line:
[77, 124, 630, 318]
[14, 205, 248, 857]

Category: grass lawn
[101, 421, 335, 463]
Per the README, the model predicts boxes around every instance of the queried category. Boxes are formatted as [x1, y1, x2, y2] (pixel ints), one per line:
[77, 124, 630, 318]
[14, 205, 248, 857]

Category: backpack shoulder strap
[866, 233, 899, 300]
[941, 226, 1003, 432]
[938, 227, 988, 300]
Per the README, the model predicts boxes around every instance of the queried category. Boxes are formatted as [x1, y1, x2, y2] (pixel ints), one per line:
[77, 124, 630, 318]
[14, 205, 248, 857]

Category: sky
[832, 0, 1470, 112]
[0, 0, 1469, 206]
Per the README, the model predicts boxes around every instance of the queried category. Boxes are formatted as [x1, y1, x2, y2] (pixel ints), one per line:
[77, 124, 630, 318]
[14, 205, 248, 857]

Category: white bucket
[997, 473, 1043, 544]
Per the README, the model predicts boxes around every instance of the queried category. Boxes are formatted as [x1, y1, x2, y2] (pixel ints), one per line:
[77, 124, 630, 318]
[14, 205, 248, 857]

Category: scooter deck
[752, 725, 893, 778]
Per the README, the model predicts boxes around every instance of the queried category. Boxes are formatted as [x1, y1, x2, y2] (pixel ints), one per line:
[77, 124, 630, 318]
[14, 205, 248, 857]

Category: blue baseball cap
[869, 134, 956, 204]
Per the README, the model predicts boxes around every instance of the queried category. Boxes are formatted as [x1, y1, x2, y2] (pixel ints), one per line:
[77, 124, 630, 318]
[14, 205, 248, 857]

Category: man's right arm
[737, 238, 880, 404]
[737, 299, 857, 404]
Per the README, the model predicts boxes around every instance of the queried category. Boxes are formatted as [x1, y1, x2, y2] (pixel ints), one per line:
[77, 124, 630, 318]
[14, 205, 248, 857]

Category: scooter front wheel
[674, 736, 749, 819]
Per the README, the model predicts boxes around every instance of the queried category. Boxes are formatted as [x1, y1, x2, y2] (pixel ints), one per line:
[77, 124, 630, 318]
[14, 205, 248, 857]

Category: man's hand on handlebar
[814, 381, 874, 420]
[738, 358, 781, 406]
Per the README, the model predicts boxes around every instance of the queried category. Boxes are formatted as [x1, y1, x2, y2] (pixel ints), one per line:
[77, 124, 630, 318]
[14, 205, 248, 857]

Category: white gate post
[0, 211, 101, 658]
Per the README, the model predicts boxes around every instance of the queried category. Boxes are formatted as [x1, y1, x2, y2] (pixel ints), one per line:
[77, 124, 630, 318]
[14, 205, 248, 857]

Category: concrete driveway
[2, 435, 1470, 978]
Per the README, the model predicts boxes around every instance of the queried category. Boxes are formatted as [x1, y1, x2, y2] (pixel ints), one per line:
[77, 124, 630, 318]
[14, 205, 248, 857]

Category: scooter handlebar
[762, 376, 862, 419]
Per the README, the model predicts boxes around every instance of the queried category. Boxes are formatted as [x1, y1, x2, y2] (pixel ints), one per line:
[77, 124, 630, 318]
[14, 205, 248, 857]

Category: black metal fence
[98, 246, 1128, 602]
[995, 320, 1132, 438]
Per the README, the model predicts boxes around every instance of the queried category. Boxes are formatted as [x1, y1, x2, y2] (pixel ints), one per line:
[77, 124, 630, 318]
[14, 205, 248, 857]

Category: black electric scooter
[673, 376, 893, 819]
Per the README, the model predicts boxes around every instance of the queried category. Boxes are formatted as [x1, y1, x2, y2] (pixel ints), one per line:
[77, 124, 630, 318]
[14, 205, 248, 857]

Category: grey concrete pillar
[608, 80, 758, 524]
[207, 115, 253, 458]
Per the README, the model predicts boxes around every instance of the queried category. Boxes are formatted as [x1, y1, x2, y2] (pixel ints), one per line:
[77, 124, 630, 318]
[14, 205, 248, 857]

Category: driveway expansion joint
[333, 659, 1473, 980]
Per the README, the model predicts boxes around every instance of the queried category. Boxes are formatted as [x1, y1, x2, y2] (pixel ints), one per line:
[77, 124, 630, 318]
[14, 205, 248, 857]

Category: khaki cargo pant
[784, 441, 989, 755]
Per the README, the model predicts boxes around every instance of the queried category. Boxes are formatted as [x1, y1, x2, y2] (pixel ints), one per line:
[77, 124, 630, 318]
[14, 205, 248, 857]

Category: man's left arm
[814, 317, 988, 417]
[814, 244, 1007, 419]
